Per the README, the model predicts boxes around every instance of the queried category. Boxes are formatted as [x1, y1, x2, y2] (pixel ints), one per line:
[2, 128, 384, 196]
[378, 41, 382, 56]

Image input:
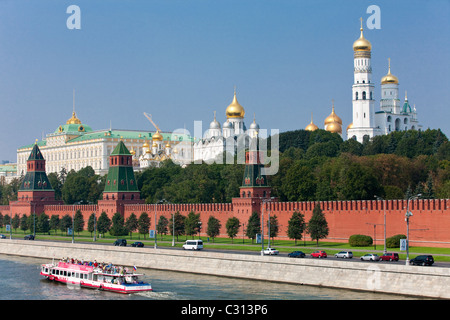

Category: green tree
[11, 214, 20, 232]
[47, 172, 62, 200]
[206, 216, 221, 243]
[20, 214, 29, 234]
[50, 215, 60, 235]
[169, 211, 185, 241]
[246, 212, 260, 244]
[225, 217, 240, 243]
[137, 212, 151, 239]
[87, 213, 96, 237]
[184, 211, 201, 239]
[268, 214, 279, 244]
[110, 212, 128, 236]
[307, 205, 329, 246]
[37, 212, 50, 234]
[287, 211, 306, 245]
[125, 213, 138, 238]
[97, 212, 111, 237]
[157, 216, 169, 240]
[59, 214, 73, 235]
[73, 210, 85, 234]
[281, 161, 317, 201]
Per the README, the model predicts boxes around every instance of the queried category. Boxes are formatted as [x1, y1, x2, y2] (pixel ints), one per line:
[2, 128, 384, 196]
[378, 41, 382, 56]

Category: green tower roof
[28, 143, 45, 161]
[111, 140, 132, 156]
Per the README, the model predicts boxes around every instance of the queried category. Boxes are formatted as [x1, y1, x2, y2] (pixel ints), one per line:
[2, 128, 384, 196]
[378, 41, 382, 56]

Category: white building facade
[16, 112, 192, 176]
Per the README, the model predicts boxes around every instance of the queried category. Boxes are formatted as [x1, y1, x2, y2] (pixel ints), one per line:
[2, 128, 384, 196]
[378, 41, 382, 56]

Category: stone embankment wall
[0, 240, 449, 299]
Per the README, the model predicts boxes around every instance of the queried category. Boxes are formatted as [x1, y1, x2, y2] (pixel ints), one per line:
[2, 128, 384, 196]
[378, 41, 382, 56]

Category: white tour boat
[40, 260, 152, 294]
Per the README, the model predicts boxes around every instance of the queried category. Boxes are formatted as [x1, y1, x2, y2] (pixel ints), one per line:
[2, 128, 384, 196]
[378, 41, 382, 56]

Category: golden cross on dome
[360, 17, 363, 30]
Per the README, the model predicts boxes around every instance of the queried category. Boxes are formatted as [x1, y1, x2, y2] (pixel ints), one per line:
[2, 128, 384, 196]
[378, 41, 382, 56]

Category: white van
[182, 240, 204, 250]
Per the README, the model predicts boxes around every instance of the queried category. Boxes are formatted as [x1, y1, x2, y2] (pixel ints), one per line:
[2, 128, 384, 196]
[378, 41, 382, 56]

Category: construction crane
[143, 112, 161, 132]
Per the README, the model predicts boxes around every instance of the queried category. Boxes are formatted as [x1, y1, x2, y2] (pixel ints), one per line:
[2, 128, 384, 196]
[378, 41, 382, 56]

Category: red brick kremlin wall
[2, 198, 448, 247]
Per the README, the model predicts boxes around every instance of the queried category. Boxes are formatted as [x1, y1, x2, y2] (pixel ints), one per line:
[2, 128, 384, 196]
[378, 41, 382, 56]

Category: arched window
[355, 92, 358, 100]
[362, 91, 366, 100]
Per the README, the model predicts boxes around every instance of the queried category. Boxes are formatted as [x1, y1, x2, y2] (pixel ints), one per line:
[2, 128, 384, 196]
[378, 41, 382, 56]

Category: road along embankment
[1, 240, 449, 299]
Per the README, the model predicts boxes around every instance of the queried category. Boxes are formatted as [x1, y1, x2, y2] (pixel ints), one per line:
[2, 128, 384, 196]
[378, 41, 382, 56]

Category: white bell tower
[347, 18, 381, 143]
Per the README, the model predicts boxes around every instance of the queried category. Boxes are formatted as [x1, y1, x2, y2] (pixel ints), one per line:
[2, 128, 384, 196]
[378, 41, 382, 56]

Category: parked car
[24, 234, 35, 240]
[360, 253, 380, 261]
[410, 255, 434, 266]
[380, 252, 399, 261]
[113, 239, 127, 246]
[335, 251, 353, 259]
[311, 250, 327, 258]
[288, 251, 306, 258]
[262, 248, 279, 255]
[0, 234, 6, 239]
[131, 241, 144, 247]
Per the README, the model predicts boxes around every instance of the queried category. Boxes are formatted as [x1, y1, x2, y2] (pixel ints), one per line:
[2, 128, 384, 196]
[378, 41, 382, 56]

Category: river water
[0, 254, 419, 301]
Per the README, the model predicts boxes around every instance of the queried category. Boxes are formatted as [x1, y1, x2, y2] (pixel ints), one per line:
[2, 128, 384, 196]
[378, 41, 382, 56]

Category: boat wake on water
[135, 290, 179, 300]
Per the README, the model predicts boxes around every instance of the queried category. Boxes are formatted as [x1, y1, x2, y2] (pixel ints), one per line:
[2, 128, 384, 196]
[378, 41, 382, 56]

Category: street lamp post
[375, 195, 387, 254]
[172, 205, 175, 247]
[154, 202, 158, 249]
[260, 197, 275, 256]
[405, 194, 421, 265]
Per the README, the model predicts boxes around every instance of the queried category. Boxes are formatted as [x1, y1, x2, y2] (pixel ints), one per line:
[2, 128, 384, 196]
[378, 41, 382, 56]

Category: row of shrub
[349, 234, 406, 248]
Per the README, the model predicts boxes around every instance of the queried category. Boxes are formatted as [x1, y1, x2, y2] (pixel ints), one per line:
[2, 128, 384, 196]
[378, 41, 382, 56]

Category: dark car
[380, 252, 399, 261]
[131, 241, 144, 247]
[0, 234, 6, 239]
[288, 251, 306, 258]
[410, 255, 434, 266]
[24, 234, 35, 240]
[113, 239, 127, 246]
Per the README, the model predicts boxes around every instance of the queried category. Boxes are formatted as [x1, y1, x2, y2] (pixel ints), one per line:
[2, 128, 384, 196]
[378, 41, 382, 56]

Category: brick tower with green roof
[98, 140, 144, 216]
[17, 142, 56, 202]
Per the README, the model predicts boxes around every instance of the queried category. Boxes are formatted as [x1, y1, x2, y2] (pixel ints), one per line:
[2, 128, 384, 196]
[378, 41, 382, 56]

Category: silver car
[360, 253, 380, 261]
[335, 251, 353, 259]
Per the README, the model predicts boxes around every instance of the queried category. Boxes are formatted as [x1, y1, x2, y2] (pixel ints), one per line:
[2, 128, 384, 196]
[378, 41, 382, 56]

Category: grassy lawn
[5, 229, 450, 262]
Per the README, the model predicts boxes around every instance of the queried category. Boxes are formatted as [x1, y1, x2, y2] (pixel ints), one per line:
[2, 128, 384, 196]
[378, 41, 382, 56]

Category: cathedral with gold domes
[193, 89, 260, 163]
[306, 19, 421, 142]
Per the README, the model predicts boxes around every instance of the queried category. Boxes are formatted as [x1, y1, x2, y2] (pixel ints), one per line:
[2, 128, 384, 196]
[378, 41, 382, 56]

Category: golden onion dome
[324, 102, 342, 125]
[66, 111, 82, 125]
[165, 142, 171, 148]
[305, 113, 319, 131]
[326, 121, 342, 134]
[381, 58, 399, 85]
[142, 141, 150, 148]
[152, 142, 158, 148]
[346, 122, 353, 131]
[353, 19, 372, 52]
[152, 131, 163, 141]
[225, 90, 245, 119]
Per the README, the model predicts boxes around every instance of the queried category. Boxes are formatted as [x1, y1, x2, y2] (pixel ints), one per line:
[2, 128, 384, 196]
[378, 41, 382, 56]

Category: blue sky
[0, 0, 449, 161]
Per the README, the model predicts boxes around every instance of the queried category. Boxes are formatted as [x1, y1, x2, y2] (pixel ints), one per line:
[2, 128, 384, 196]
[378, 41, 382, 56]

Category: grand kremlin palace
[15, 111, 193, 178]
